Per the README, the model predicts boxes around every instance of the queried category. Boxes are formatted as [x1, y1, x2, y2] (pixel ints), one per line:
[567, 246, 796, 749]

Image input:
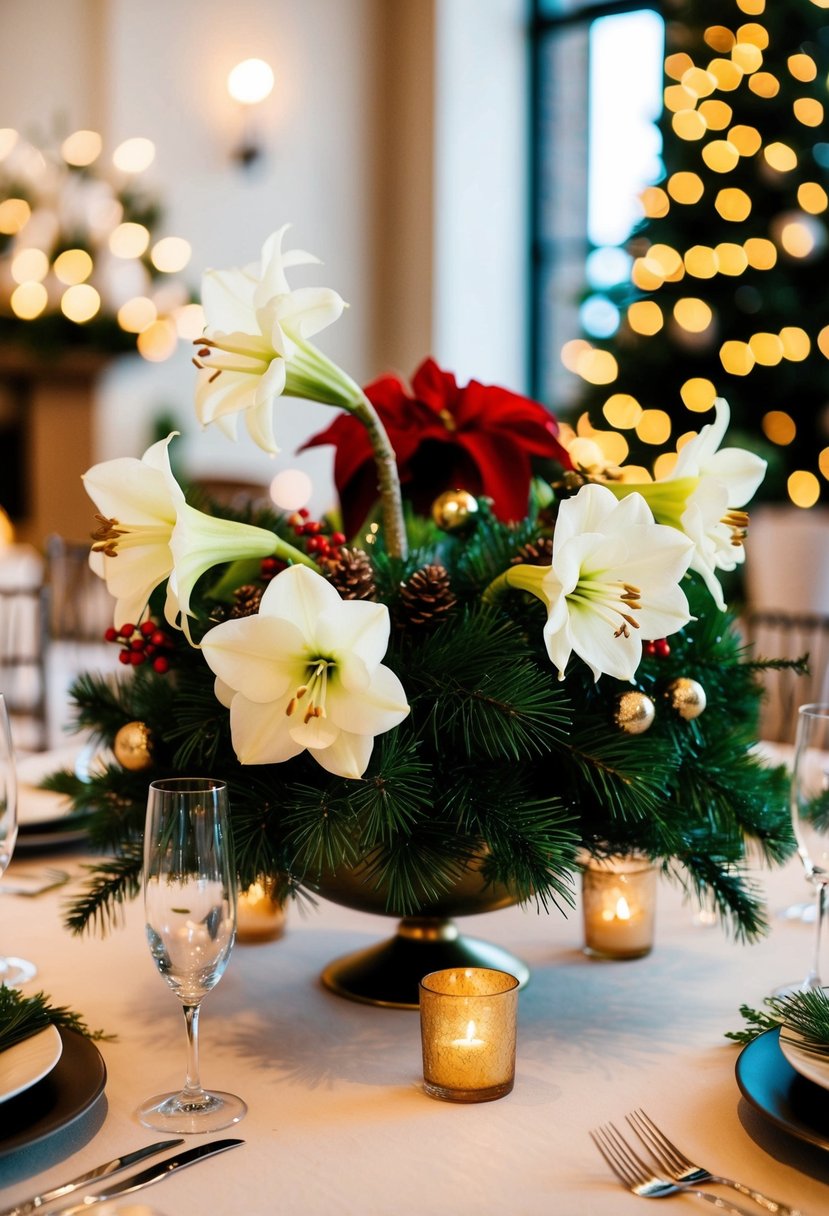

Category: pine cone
[511, 537, 554, 566]
[397, 564, 457, 630]
[324, 547, 377, 600]
[210, 583, 264, 623]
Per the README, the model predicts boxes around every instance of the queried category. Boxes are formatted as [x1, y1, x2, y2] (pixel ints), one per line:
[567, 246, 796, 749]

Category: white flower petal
[315, 599, 391, 672]
[201, 616, 305, 703]
[201, 266, 258, 332]
[326, 664, 409, 735]
[229, 694, 305, 765]
[276, 286, 346, 340]
[568, 601, 641, 682]
[259, 564, 342, 639]
[312, 730, 374, 779]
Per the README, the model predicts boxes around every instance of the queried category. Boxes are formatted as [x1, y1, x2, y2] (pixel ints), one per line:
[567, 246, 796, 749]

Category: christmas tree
[566, 0, 829, 507]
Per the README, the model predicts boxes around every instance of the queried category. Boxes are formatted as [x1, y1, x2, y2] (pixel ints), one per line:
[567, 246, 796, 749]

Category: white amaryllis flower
[603, 399, 766, 610]
[193, 225, 357, 454]
[201, 564, 410, 779]
[83, 435, 276, 638]
[493, 484, 694, 682]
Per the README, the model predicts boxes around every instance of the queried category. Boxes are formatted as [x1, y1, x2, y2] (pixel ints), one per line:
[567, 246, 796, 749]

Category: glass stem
[181, 1003, 204, 1098]
[811, 883, 827, 986]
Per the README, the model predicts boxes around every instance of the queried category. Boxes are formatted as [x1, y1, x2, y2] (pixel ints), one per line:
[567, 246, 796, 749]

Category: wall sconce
[227, 58, 275, 168]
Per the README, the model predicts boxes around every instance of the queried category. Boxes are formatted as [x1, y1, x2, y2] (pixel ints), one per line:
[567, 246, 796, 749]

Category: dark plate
[736, 1026, 829, 1152]
[0, 1028, 106, 1157]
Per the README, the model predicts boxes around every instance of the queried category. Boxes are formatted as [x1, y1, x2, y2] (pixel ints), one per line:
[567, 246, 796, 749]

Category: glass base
[0, 955, 37, 987]
[137, 1089, 247, 1134]
[423, 1078, 514, 1103]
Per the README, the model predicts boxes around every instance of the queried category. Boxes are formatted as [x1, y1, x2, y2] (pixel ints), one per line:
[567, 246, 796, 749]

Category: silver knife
[48, 1138, 244, 1215]
[0, 1140, 183, 1216]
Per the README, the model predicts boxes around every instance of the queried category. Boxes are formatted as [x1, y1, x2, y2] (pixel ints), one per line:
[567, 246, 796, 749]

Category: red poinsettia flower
[302, 358, 571, 536]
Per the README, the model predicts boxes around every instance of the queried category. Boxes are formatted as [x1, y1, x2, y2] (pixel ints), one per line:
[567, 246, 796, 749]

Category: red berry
[140, 619, 156, 637]
[261, 557, 278, 572]
[331, 532, 346, 545]
[299, 508, 310, 519]
[151, 630, 167, 647]
[144, 644, 156, 657]
[152, 656, 170, 674]
[129, 650, 145, 665]
[104, 627, 118, 643]
[655, 638, 671, 658]
[130, 637, 145, 652]
[119, 622, 135, 638]
[305, 520, 322, 534]
[118, 649, 132, 665]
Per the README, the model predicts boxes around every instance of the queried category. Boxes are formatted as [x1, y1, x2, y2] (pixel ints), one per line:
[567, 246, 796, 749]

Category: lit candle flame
[464, 1020, 477, 1043]
[615, 896, 631, 921]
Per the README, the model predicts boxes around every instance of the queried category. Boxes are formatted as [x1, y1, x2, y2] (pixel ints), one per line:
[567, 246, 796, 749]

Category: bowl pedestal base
[320, 915, 530, 1009]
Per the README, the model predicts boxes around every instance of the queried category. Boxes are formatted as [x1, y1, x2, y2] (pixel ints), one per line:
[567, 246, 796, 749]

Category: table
[2, 849, 829, 1215]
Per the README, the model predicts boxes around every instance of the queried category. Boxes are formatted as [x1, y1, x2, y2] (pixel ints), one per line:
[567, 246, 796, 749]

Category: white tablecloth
[2, 851, 829, 1214]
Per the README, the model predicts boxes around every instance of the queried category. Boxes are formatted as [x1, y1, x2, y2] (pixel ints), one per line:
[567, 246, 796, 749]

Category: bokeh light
[174, 303, 206, 340]
[698, 100, 733, 130]
[788, 470, 820, 508]
[749, 332, 784, 365]
[602, 393, 643, 429]
[715, 242, 749, 275]
[640, 186, 670, 218]
[779, 327, 811, 360]
[668, 172, 705, 204]
[636, 409, 672, 445]
[11, 248, 49, 284]
[748, 72, 780, 97]
[684, 245, 718, 278]
[719, 340, 755, 374]
[715, 187, 752, 220]
[10, 282, 48, 319]
[731, 43, 763, 74]
[764, 142, 798, 172]
[627, 300, 664, 334]
[270, 469, 313, 512]
[737, 23, 769, 48]
[136, 317, 178, 361]
[61, 284, 101, 323]
[673, 297, 713, 332]
[150, 236, 192, 273]
[680, 378, 717, 412]
[0, 197, 30, 234]
[61, 129, 102, 167]
[707, 58, 743, 90]
[728, 125, 761, 156]
[788, 53, 818, 82]
[743, 237, 777, 270]
[227, 59, 275, 105]
[112, 137, 156, 173]
[793, 98, 824, 127]
[702, 140, 740, 172]
[762, 411, 796, 444]
[798, 182, 828, 214]
[704, 26, 736, 53]
[109, 222, 151, 259]
[673, 110, 707, 141]
[117, 296, 157, 333]
[53, 249, 93, 285]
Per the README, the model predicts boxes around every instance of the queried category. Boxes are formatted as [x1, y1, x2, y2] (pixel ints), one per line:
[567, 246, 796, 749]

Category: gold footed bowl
[312, 857, 530, 1009]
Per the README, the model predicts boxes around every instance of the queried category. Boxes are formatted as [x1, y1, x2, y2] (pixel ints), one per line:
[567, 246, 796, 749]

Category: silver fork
[627, 1109, 804, 1216]
[591, 1122, 759, 1214]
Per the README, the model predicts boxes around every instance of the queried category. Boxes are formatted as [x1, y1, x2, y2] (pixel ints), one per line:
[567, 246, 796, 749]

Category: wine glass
[137, 777, 246, 1133]
[780, 703, 829, 993]
[0, 694, 37, 986]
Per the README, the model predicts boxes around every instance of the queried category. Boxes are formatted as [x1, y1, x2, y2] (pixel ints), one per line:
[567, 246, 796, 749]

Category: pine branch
[0, 987, 112, 1049]
[725, 1001, 782, 1046]
[63, 844, 143, 937]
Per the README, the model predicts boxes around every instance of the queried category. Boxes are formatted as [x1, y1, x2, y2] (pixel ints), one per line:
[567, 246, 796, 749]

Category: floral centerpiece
[56, 227, 792, 1001]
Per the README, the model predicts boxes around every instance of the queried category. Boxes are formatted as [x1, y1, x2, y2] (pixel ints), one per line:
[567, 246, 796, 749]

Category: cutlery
[47, 1138, 244, 1215]
[591, 1121, 758, 1214]
[627, 1108, 804, 1216]
[0, 1140, 184, 1216]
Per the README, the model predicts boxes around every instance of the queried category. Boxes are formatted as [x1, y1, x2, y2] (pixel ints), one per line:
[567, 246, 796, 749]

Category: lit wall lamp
[227, 58, 275, 168]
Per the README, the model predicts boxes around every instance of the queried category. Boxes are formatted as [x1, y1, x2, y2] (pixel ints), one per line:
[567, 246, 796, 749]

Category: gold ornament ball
[665, 677, 707, 721]
[614, 690, 656, 734]
[431, 489, 479, 532]
[114, 720, 154, 770]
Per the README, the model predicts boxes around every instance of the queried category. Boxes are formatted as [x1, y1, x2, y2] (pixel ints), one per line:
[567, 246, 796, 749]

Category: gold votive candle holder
[581, 854, 657, 960]
[419, 967, 519, 1103]
[236, 878, 286, 944]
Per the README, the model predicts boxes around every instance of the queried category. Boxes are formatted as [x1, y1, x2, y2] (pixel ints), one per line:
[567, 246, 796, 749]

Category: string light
[762, 411, 796, 444]
[707, 58, 743, 90]
[788, 470, 820, 508]
[749, 332, 784, 365]
[641, 186, 670, 218]
[820, 449, 829, 481]
[749, 72, 780, 97]
[715, 187, 752, 220]
[684, 245, 718, 277]
[704, 26, 736, 53]
[665, 53, 694, 81]
[788, 53, 818, 82]
[631, 258, 664, 290]
[698, 100, 732, 130]
[665, 84, 697, 112]
[793, 98, 824, 127]
[61, 284, 101, 323]
[150, 237, 192, 273]
[653, 451, 679, 479]
[109, 222, 151, 258]
[576, 348, 618, 385]
[636, 410, 672, 445]
[702, 140, 740, 172]
[732, 43, 763, 74]
[561, 339, 592, 373]
[719, 340, 755, 374]
[136, 317, 178, 362]
[53, 249, 93, 285]
[818, 325, 829, 359]
[682, 67, 716, 97]
[764, 142, 798, 171]
[117, 297, 157, 333]
[737, 23, 769, 49]
[174, 303, 206, 340]
[736, 0, 765, 13]
[627, 300, 664, 334]
[714, 242, 748, 275]
[779, 327, 811, 360]
[61, 130, 101, 167]
[743, 237, 777, 269]
[673, 111, 707, 140]
[112, 137, 156, 173]
[727, 125, 761, 156]
[680, 378, 717, 412]
[10, 282, 47, 319]
[602, 394, 642, 429]
[673, 297, 713, 332]
[11, 248, 48, 284]
[798, 182, 828, 214]
[0, 197, 30, 234]
[668, 172, 705, 203]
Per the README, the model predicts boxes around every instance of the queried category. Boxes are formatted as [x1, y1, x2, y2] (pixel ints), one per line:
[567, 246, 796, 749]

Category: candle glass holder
[581, 854, 657, 960]
[419, 967, 519, 1103]
[236, 878, 286, 944]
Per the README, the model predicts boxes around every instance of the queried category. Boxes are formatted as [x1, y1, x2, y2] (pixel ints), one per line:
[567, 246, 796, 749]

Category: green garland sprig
[0, 986, 111, 1052]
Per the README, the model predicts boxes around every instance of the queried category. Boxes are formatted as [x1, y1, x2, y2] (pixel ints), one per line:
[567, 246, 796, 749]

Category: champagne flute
[137, 777, 246, 1133]
[0, 694, 37, 986]
[779, 703, 829, 993]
